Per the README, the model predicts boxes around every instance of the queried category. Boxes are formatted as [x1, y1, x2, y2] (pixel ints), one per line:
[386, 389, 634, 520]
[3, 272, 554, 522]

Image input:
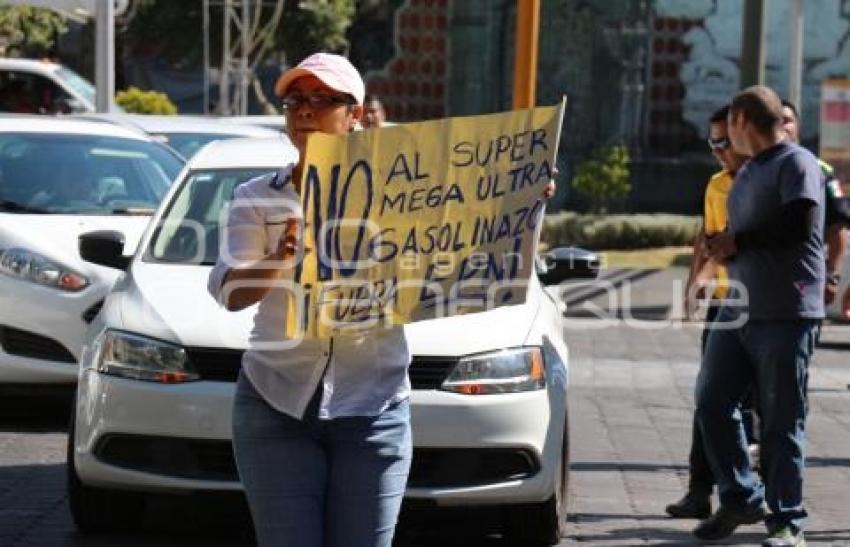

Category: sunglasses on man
[280, 93, 356, 112]
[707, 136, 731, 151]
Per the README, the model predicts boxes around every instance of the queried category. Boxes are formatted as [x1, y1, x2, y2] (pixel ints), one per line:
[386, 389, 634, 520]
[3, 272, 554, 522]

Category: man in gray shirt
[696, 85, 823, 547]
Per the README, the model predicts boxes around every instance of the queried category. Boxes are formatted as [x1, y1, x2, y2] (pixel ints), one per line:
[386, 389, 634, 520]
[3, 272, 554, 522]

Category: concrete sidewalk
[561, 268, 850, 546]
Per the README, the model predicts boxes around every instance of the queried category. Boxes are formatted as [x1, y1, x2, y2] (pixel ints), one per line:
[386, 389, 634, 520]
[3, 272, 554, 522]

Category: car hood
[0, 214, 150, 277]
[118, 263, 256, 348]
[403, 288, 542, 356]
[119, 262, 542, 354]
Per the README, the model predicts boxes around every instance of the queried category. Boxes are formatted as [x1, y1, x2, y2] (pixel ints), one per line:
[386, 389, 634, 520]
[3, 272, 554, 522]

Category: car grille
[408, 357, 456, 389]
[94, 434, 237, 482]
[185, 348, 243, 382]
[94, 434, 539, 488]
[185, 348, 457, 389]
[0, 325, 76, 363]
[406, 448, 540, 487]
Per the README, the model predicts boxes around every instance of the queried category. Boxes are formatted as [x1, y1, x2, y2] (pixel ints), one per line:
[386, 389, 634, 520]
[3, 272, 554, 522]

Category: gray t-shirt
[726, 142, 825, 319]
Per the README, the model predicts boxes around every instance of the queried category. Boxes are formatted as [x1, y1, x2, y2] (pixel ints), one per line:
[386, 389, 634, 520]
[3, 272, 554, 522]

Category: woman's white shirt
[208, 171, 411, 420]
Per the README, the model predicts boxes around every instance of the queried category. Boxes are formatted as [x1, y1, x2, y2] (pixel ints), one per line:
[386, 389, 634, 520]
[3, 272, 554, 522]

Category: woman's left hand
[542, 167, 559, 199]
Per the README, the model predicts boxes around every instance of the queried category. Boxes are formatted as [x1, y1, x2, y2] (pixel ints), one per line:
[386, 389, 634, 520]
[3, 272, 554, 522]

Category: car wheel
[66, 400, 147, 533]
[502, 409, 570, 545]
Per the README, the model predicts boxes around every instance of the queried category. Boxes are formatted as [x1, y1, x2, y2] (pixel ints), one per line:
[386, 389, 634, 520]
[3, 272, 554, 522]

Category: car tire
[501, 409, 570, 545]
[66, 400, 147, 533]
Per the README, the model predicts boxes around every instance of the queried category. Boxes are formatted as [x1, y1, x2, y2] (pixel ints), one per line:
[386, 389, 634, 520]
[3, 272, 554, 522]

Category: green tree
[278, 0, 355, 63]
[115, 86, 177, 114]
[123, 0, 355, 67]
[0, 4, 67, 58]
[571, 145, 631, 214]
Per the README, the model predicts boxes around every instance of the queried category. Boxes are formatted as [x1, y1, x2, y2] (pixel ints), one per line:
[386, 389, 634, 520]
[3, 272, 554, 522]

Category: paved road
[2, 268, 849, 546]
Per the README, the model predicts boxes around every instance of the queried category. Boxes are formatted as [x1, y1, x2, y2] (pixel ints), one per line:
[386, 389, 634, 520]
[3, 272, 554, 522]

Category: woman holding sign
[208, 53, 412, 547]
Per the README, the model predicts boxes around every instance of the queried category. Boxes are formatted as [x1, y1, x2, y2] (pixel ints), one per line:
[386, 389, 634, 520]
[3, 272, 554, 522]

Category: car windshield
[55, 66, 96, 106]
[146, 168, 276, 265]
[158, 132, 246, 159]
[0, 133, 183, 215]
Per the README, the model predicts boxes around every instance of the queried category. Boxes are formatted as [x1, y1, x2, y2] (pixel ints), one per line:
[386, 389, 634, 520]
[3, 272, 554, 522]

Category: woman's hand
[542, 167, 559, 199]
[272, 218, 299, 261]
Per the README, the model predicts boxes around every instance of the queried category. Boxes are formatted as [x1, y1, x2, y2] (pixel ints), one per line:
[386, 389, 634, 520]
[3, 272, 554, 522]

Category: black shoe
[665, 492, 711, 519]
[693, 504, 769, 541]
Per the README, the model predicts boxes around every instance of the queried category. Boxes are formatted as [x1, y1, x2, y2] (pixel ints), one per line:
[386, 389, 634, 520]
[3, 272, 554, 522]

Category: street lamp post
[95, 0, 115, 113]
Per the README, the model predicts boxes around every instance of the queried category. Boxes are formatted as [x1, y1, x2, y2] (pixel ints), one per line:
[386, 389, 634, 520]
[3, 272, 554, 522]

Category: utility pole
[95, 0, 115, 112]
[203, 0, 210, 114]
[219, 0, 232, 115]
[512, 0, 540, 109]
[740, 0, 766, 89]
[788, 0, 804, 109]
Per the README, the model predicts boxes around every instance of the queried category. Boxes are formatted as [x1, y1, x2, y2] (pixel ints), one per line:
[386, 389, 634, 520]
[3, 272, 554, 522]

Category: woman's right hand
[273, 218, 299, 261]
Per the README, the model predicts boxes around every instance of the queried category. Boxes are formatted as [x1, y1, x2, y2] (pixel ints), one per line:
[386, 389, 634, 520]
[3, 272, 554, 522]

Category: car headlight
[440, 347, 545, 395]
[0, 248, 88, 291]
[94, 330, 199, 383]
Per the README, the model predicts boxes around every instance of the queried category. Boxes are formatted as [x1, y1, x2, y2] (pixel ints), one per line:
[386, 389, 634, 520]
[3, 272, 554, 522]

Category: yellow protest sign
[289, 100, 566, 338]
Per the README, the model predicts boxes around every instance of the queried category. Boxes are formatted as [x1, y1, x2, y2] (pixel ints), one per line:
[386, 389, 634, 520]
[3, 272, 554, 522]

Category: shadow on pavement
[566, 519, 765, 546]
[570, 461, 688, 473]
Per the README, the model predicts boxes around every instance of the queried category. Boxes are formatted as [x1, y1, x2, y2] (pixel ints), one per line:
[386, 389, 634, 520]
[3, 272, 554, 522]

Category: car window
[55, 66, 96, 106]
[0, 71, 53, 114]
[0, 133, 184, 215]
[158, 132, 245, 159]
[147, 168, 275, 265]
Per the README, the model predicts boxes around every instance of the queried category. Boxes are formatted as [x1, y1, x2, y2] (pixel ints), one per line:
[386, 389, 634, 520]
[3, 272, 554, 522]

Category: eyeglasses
[707, 136, 731, 151]
[280, 93, 354, 112]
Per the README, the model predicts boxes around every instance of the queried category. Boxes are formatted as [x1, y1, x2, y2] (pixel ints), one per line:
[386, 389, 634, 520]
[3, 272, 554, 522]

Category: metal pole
[740, 0, 766, 89]
[240, 0, 250, 115]
[220, 0, 232, 115]
[788, 0, 804, 110]
[203, 0, 210, 114]
[512, 0, 540, 109]
[95, 0, 115, 113]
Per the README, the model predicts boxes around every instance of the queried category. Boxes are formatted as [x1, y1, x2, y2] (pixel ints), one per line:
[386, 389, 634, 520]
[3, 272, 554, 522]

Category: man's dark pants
[687, 305, 759, 496]
[695, 305, 819, 533]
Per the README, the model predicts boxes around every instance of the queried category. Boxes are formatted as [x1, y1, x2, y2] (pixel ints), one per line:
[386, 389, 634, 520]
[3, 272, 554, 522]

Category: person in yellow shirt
[668, 104, 749, 519]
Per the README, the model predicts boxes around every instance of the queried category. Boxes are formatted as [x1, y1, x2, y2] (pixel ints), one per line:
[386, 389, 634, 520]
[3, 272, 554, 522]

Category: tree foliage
[122, 0, 355, 67]
[0, 4, 67, 58]
[115, 86, 178, 114]
[571, 145, 631, 213]
[278, 0, 355, 63]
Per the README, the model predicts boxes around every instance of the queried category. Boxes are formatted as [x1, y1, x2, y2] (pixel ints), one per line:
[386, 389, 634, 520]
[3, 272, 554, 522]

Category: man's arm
[704, 199, 817, 262]
[734, 198, 817, 251]
[825, 224, 846, 304]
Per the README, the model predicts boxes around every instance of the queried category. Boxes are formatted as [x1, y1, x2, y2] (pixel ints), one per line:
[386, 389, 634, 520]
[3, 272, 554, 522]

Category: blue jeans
[232, 371, 412, 547]
[695, 307, 819, 533]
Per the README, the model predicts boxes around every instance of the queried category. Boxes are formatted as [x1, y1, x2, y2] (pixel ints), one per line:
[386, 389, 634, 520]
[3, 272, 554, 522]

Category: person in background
[362, 93, 386, 129]
[669, 104, 750, 520]
[781, 99, 849, 305]
[698, 85, 824, 547]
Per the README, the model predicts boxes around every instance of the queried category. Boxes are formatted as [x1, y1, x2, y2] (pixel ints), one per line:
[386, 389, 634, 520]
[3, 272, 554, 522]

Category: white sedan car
[69, 137, 591, 544]
[0, 116, 184, 384]
[74, 113, 281, 159]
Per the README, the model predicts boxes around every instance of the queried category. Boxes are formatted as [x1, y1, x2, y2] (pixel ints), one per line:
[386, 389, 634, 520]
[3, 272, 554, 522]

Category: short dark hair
[729, 85, 783, 136]
[780, 99, 799, 121]
[364, 93, 383, 106]
[709, 104, 730, 124]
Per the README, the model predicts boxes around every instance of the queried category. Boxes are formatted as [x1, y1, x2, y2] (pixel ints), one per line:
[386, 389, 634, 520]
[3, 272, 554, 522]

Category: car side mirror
[537, 246, 600, 285]
[79, 230, 130, 271]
